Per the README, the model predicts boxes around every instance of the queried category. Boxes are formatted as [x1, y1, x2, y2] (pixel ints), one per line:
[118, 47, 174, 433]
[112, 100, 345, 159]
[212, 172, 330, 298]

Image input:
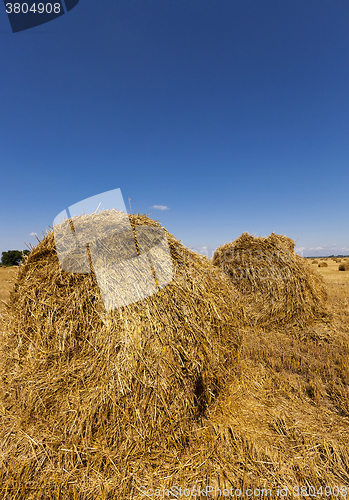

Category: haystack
[318, 262, 328, 268]
[0, 211, 246, 495]
[212, 232, 329, 330]
[312, 260, 318, 264]
[339, 263, 349, 271]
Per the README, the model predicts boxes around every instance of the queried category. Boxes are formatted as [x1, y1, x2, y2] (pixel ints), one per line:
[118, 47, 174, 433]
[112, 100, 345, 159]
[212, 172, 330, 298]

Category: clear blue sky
[1, 0, 348, 259]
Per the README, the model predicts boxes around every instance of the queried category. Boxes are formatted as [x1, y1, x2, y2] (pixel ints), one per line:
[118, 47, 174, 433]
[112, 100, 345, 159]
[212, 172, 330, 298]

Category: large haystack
[0, 211, 246, 496]
[212, 232, 329, 330]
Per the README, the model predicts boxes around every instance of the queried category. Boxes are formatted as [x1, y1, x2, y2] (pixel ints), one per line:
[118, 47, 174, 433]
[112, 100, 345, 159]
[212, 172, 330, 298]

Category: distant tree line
[307, 254, 349, 259]
[1, 250, 30, 267]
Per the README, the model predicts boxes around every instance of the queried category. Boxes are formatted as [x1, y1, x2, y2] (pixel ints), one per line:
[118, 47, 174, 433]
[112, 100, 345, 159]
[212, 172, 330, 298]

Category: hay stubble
[1, 222, 349, 498]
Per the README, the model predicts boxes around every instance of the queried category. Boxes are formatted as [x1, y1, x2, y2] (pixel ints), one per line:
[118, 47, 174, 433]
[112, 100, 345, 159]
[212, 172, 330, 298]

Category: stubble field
[1, 256, 349, 498]
[0, 266, 18, 311]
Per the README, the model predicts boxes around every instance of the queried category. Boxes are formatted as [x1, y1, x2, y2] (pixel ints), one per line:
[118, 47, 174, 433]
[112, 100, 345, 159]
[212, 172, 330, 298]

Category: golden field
[0, 266, 17, 311]
[1, 250, 349, 499]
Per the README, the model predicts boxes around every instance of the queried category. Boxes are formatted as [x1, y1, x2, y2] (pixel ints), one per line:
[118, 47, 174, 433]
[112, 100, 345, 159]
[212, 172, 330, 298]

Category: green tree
[1, 249, 30, 266]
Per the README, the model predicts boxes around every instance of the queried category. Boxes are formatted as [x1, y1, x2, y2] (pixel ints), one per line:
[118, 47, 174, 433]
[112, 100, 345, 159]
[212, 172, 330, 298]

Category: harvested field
[0, 266, 18, 309]
[1, 222, 349, 499]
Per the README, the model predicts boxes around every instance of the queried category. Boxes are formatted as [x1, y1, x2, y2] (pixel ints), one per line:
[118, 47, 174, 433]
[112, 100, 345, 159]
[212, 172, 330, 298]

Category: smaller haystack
[312, 260, 318, 264]
[212, 232, 329, 330]
[318, 262, 328, 268]
[339, 263, 349, 271]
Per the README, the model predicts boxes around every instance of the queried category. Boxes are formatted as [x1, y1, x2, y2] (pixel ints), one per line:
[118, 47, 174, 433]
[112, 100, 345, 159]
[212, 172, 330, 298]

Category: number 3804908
[5, 3, 61, 14]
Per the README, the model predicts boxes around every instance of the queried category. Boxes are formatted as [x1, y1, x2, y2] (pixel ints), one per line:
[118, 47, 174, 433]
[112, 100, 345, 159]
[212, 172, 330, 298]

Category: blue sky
[1, 0, 348, 259]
